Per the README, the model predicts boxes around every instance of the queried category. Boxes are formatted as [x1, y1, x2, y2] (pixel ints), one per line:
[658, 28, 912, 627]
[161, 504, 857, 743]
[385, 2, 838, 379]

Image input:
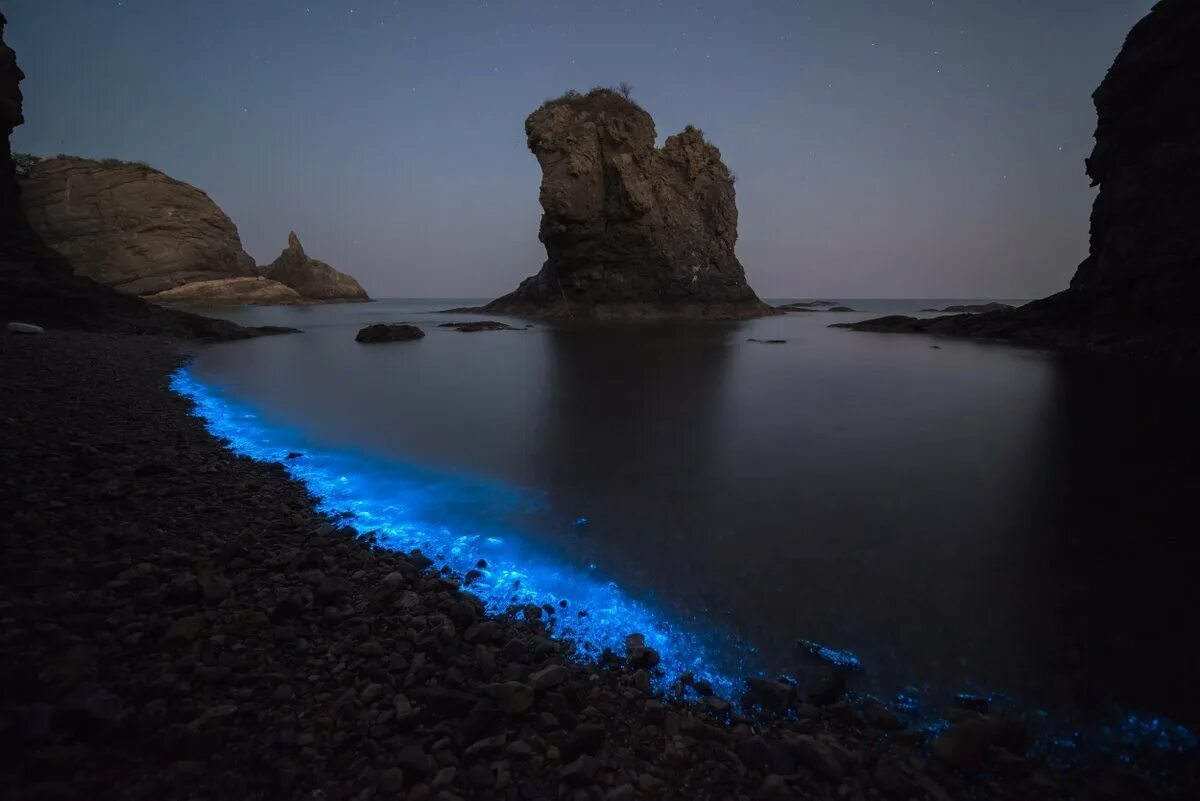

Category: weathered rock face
[0, 12, 24, 233]
[152, 276, 303, 306]
[485, 89, 773, 319]
[1071, 0, 1200, 316]
[263, 232, 369, 302]
[19, 156, 258, 294]
[0, 13, 269, 339]
[839, 0, 1200, 358]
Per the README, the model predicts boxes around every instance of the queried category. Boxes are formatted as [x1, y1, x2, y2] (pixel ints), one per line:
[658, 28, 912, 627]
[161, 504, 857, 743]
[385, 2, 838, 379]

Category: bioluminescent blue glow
[171, 367, 744, 696]
[797, 638, 863, 671]
[170, 366, 1198, 761]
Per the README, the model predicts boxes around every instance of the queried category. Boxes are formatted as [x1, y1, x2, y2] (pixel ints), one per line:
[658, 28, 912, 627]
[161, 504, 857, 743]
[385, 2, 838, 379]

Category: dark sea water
[185, 298, 1200, 747]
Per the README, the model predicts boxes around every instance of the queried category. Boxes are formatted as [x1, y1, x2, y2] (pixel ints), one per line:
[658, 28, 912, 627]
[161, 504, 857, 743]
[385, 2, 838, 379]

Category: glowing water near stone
[170, 366, 757, 697]
[172, 361, 1199, 760]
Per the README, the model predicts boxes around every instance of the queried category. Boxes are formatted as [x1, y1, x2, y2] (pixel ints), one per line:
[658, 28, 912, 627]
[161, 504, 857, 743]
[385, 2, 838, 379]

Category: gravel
[0, 331, 1192, 800]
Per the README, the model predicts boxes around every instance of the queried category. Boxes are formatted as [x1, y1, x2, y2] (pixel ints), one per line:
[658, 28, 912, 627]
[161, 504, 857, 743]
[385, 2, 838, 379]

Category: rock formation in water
[838, 0, 1200, 358]
[483, 88, 774, 319]
[263, 232, 369, 302]
[19, 156, 259, 295]
[0, 14, 271, 338]
[355, 323, 424, 343]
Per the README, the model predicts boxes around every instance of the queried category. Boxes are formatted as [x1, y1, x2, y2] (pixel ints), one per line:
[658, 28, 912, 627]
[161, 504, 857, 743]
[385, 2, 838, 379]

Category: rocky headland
[482, 88, 774, 320]
[0, 15, 278, 340]
[18, 156, 369, 307]
[838, 0, 1200, 359]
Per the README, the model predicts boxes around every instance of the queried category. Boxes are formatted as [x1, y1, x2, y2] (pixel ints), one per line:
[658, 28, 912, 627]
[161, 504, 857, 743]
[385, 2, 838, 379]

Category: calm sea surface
[187, 298, 1200, 735]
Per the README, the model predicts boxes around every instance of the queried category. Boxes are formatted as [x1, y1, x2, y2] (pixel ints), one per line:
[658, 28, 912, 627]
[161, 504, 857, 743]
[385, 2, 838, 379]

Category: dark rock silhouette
[263, 232, 369, 302]
[0, 14, 280, 339]
[355, 323, 424, 343]
[484, 88, 774, 320]
[840, 0, 1200, 358]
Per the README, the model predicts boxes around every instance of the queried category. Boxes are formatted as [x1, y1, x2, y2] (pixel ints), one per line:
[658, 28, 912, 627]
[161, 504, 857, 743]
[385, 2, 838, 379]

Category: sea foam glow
[171, 366, 747, 696]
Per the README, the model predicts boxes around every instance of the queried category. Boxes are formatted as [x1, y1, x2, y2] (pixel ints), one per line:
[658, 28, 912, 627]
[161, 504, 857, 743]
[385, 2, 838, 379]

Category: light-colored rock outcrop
[151, 276, 303, 306]
[484, 88, 773, 319]
[263, 232, 368, 302]
[19, 156, 258, 294]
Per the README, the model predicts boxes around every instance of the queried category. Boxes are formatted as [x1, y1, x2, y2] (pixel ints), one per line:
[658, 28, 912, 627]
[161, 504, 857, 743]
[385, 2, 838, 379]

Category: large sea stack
[837, 0, 1200, 357]
[485, 88, 774, 319]
[0, 14, 258, 338]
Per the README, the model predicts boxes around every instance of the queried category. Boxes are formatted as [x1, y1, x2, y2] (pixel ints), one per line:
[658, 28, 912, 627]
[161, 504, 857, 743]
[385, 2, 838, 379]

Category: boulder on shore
[483, 87, 774, 320]
[355, 323, 424, 343]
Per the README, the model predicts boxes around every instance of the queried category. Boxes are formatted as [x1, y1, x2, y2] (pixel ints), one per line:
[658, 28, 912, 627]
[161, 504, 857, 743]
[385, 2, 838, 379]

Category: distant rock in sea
[355, 323, 424, 343]
[777, 301, 836, 312]
[838, 0, 1200, 358]
[483, 87, 774, 320]
[263, 232, 369, 303]
[437, 321, 518, 332]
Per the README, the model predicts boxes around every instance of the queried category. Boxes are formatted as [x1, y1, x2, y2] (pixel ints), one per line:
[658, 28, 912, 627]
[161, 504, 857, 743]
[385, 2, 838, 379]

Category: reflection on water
[188, 298, 1200, 735]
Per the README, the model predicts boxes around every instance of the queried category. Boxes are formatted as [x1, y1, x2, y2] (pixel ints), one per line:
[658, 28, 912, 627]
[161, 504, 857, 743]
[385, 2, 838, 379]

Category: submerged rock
[483, 87, 774, 320]
[355, 323, 424, 343]
[263, 232, 369, 302]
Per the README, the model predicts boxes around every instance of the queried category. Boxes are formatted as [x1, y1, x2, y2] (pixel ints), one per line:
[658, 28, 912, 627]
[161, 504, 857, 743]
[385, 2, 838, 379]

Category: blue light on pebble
[171, 367, 743, 697]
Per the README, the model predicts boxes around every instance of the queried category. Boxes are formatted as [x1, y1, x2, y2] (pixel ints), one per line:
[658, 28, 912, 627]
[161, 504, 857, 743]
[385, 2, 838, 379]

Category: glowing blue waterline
[170, 367, 744, 696]
[169, 367, 1196, 760]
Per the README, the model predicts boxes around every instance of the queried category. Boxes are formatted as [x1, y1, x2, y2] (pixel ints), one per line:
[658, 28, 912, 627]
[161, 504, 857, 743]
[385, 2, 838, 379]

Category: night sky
[7, 1, 1153, 299]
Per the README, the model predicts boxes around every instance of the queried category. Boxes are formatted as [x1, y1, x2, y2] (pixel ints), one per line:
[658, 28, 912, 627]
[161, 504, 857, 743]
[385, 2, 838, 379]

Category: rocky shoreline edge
[1, 331, 1194, 801]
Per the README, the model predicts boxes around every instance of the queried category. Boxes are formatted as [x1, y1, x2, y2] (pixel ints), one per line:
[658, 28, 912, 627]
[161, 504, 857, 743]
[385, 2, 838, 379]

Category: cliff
[19, 156, 258, 295]
[838, 0, 1200, 358]
[484, 88, 773, 319]
[0, 14, 271, 339]
[263, 232, 369, 302]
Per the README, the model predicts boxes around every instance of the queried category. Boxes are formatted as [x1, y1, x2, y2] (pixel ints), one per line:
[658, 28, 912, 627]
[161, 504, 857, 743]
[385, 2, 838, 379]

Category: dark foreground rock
[1, 331, 1195, 801]
[483, 88, 774, 320]
[355, 323, 424, 343]
[838, 0, 1200, 359]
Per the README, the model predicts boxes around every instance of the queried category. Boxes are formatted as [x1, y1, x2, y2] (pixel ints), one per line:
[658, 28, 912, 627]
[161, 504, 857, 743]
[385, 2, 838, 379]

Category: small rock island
[483, 88, 774, 320]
